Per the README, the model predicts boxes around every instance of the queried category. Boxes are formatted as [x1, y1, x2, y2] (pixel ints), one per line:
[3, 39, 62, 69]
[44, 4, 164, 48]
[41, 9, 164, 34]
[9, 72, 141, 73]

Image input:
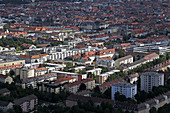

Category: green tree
[79, 83, 86, 91]
[13, 105, 22, 113]
[149, 107, 157, 113]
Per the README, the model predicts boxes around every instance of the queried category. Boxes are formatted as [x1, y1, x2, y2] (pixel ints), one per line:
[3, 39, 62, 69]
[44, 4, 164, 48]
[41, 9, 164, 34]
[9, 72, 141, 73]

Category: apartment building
[0, 101, 13, 112]
[16, 68, 35, 80]
[111, 82, 137, 100]
[96, 70, 120, 84]
[21, 73, 57, 89]
[99, 78, 125, 93]
[140, 72, 164, 92]
[128, 73, 139, 84]
[86, 68, 102, 76]
[115, 55, 133, 68]
[37, 76, 76, 94]
[64, 78, 95, 94]
[0, 60, 25, 75]
[96, 57, 115, 67]
[52, 71, 87, 81]
[19, 54, 49, 63]
[13, 94, 38, 112]
[0, 74, 13, 84]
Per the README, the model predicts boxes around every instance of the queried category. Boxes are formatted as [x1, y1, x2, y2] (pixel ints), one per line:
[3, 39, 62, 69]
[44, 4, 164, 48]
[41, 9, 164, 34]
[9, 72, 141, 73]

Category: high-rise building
[140, 72, 164, 92]
[111, 82, 137, 100]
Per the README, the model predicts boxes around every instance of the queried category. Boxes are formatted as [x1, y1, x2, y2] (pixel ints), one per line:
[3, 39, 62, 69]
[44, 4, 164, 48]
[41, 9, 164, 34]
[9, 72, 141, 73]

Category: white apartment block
[44, 46, 101, 60]
[115, 55, 133, 68]
[140, 72, 164, 92]
[86, 68, 102, 76]
[111, 82, 137, 100]
[96, 57, 115, 67]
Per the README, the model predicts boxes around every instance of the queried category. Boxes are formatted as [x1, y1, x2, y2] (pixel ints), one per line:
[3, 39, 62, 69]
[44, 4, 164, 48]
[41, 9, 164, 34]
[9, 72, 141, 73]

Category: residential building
[99, 78, 125, 93]
[140, 72, 164, 92]
[86, 68, 102, 76]
[16, 68, 35, 80]
[0, 101, 13, 112]
[0, 60, 25, 75]
[19, 54, 49, 63]
[21, 73, 57, 89]
[128, 73, 139, 84]
[96, 70, 120, 84]
[0, 74, 13, 84]
[96, 57, 115, 67]
[115, 55, 133, 68]
[37, 76, 76, 94]
[111, 82, 137, 100]
[64, 78, 95, 94]
[13, 94, 38, 112]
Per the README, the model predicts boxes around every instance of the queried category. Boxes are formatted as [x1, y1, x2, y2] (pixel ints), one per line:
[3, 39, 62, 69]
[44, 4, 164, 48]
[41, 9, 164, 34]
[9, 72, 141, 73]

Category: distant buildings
[0, 101, 13, 112]
[111, 82, 137, 100]
[64, 78, 95, 94]
[0, 74, 13, 84]
[19, 54, 49, 63]
[96, 70, 120, 84]
[96, 57, 115, 67]
[13, 94, 38, 112]
[140, 72, 164, 92]
[115, 55, 133, 68]
[37, 76, 76, 94]
[0, 60, 25, 75]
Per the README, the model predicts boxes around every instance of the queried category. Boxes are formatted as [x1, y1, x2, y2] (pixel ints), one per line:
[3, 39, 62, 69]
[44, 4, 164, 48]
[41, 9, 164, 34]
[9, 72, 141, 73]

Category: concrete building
[64, 78, 95, 94]
[140, 72, 164, 92]
[0, 60, 25, 75]
[19, 54, 49, 63]
[96, 70, 120, 84]
[128, 73, 139, 84]
[0, 101, 13, 112]
[16, 68, 35, 80]
[37, 76, 76, 94]
[115, 55, 133, 68]
[0, 74, 13, 84]
[96, 57, 115, 67]
[86, 68, 102, 76]
[21, 73, 57, 89]
[111, 82, 137, 100]
[13, 94, 38, 112]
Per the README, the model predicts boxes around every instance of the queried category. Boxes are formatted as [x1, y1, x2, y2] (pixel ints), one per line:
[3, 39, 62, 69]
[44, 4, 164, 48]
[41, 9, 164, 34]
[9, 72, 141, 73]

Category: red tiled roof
[0, 64, 23, 70]
[53, 76, 76, 83]
[98, 48, 115, 55]
[99, 78, 124, 90]
[121, 43, 131, 47]
[20, 54, 48, 59]
[98, 57, 113, 60]
[34, 67, 46, 71]
[65, 78, 94, 87]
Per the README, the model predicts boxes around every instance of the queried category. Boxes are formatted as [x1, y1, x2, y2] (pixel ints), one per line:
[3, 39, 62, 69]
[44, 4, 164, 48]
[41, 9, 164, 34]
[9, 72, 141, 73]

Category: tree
[13, 105, 22, 113]
[114, 92, 127, 102]
[158, 104, 170, 113]
[149, 107, 157, 113]
[9, 70, 15, 77]
[79, 83, 86, 91]
[93, 85, 100, 93]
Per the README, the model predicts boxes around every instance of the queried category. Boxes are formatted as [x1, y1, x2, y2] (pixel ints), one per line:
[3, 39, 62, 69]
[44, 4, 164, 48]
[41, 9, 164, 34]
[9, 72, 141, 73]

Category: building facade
[115, 55, 133, 68]
[140, 72, 164, 92]
[64, 78, 95, 94]
[111, 82, 137, 100]
[13, 95, 38, 112]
